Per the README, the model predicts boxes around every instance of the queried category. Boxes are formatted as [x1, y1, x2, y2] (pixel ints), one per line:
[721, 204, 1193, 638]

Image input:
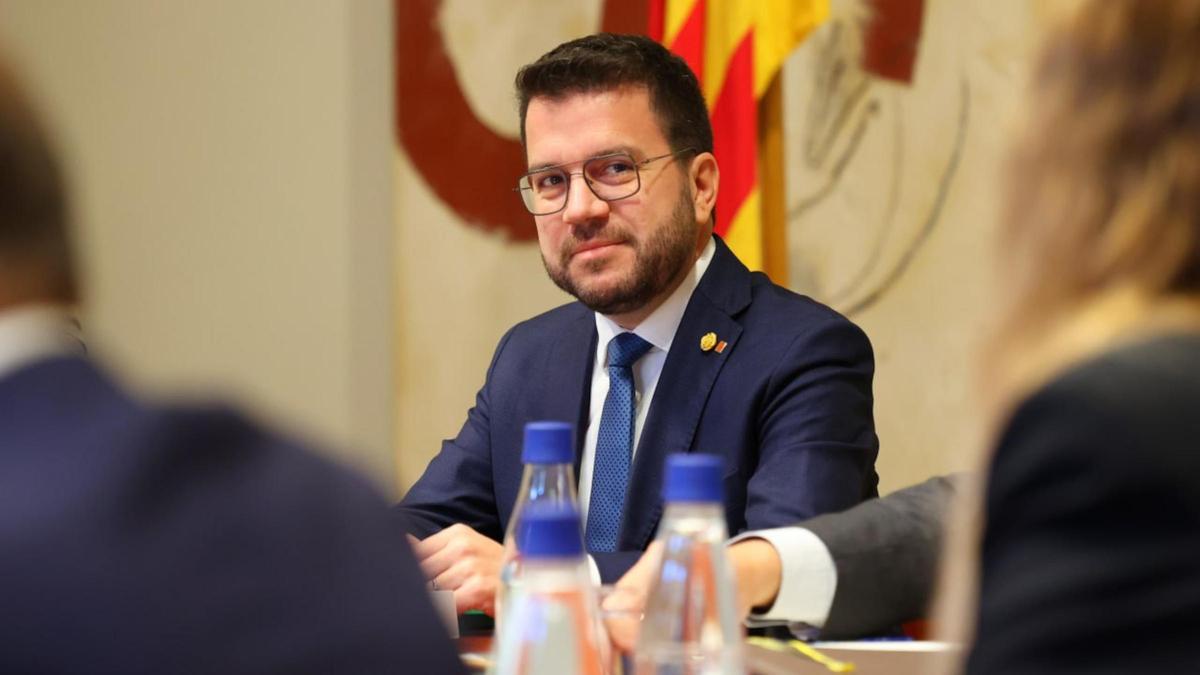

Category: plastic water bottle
[491, 504, 607, 675]
[497, 421, 578, 627]
[634, 454, 744, 675]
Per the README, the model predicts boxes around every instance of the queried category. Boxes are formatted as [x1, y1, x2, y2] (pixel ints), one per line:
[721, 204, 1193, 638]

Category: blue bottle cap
[663, 453, 724, 503]
[516, 504, 584, 559]
[522, 421, 575, 464]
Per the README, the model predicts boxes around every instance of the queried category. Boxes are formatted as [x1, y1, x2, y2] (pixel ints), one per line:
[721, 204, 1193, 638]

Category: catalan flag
[649, 0, 828, 278]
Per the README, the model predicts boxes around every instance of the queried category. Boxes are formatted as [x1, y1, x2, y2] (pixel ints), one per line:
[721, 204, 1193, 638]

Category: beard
[542, 188, 698, 317]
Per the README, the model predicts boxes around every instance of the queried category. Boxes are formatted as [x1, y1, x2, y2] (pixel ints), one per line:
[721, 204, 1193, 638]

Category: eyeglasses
[515, 148, 694, 216]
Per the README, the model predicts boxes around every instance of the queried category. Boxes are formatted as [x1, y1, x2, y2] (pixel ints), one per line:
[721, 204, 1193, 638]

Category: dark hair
[0, 58, 75, 302]
[515, 33, 713, 157]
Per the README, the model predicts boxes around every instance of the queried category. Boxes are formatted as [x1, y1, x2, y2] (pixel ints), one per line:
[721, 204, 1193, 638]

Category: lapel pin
[715, 340, 727, 354]
[700, 332, 717, 352]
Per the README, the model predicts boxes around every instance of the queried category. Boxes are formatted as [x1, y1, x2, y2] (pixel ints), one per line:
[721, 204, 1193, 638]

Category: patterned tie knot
[607, 332, 653, 368]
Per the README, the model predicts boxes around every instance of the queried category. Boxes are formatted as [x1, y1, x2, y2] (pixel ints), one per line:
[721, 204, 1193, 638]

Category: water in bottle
[634, 454, 744, 675]
[497, 421, 578, 626]
[491, 504, 607, 675]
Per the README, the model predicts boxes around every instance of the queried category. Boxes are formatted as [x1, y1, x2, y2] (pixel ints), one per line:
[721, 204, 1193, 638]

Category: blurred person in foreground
[610, 2, 1200, 670]
[0, 58, 462, 674]
[954, 1, 1200, 670]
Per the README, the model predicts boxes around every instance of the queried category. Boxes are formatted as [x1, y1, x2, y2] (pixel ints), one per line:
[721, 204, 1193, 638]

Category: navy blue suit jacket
[401, 237, 879, 580]
[0, 357, 463, 674]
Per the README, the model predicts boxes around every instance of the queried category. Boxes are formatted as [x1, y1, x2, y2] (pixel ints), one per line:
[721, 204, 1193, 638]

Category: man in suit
[401, 33, 879, 614]
[0, 59, 462, 674]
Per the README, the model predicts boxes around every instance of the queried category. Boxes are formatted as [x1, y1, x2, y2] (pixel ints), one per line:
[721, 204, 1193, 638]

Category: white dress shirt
[578, 236, 716, 526]
[730, 527, 838, 628]
[0, 304, 85, 381]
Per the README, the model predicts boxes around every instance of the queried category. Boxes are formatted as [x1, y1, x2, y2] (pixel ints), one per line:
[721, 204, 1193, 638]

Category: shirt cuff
[729, 527, 837, 627]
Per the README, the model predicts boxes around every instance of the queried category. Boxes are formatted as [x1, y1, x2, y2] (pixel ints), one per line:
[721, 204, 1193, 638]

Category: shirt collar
[0, 303, 86, 381]
[594, 236, 716, 359]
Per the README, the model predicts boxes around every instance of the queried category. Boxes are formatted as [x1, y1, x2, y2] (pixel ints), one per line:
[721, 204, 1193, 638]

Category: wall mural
[396, 0, 961, 317]
[394, 0, 647, 242]
[392, 0, 1038, 492]
[784, 0, 972, 317]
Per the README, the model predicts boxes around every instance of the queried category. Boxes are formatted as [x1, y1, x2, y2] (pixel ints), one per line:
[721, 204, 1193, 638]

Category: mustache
[558, 228, 635, 260]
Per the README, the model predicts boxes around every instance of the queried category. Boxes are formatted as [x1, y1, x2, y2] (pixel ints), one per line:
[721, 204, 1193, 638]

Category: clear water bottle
[497, 421, 578, 626]
[634, 454, 744, 675]
[491, 504, 607, 675]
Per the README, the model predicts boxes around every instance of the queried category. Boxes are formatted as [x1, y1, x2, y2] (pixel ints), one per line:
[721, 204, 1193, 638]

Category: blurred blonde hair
[986, 0, 1200, 418]
[935, 0, 1200, 658]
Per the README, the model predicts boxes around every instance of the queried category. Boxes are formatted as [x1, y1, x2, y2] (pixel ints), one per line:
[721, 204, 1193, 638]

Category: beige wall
[0, 0, 397, 492]
[393, 2, 587, 488]
[782, 0, 1044, 490]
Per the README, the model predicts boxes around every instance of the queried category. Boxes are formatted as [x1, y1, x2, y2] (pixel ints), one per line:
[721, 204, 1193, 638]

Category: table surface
[458, 635, 959, 674]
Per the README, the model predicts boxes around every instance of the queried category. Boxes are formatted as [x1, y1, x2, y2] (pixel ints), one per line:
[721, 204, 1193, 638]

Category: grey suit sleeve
[800, 474, 962, 639]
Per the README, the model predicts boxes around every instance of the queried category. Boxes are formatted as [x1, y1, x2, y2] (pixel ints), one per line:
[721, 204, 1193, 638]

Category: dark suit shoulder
[485, 300, 594, 377]
[505, 299, 590, 340]
[970, 333, 1200, 675]
[119, 401, 393, 527]
[0, 357, 381, 524]
[719, 275, 875, 412]
[729, 268, 851, 322]
[738, 272, 869, 349]
[1038, 331, 1200, 405]
[695, 236, 861, 336]
[997, 332, 1200, 497]
[0, 357, 463, 674]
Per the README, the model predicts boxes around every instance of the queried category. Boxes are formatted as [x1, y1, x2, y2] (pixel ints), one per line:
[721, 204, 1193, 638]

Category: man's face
[523, 87, 703, 321]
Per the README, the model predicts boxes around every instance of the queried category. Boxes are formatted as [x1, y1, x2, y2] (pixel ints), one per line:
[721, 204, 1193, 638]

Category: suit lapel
[536, 307, 597, 479]
[620, 237, 752, 549]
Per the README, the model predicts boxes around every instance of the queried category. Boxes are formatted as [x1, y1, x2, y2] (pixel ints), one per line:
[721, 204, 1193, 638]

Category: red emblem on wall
[394, 0, 922, 240]
[394, 0, 648, 241]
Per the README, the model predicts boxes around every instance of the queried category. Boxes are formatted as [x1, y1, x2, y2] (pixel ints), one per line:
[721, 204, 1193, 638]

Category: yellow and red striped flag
[649, 0, 828, 278]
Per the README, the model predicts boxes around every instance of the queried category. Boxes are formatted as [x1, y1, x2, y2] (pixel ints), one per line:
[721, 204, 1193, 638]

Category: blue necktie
[586, 332, 653, 553]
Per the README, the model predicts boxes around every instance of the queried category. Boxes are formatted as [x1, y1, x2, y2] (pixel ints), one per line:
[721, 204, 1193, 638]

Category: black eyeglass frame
[514, 147, 696, 216]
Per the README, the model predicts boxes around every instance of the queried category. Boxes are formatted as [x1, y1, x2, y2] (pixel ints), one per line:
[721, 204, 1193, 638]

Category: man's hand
[601, 541, 663, 653]
[727, 537, 783, 618]
[601, 537, 784, 653]
[409, 524, 504, 615]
